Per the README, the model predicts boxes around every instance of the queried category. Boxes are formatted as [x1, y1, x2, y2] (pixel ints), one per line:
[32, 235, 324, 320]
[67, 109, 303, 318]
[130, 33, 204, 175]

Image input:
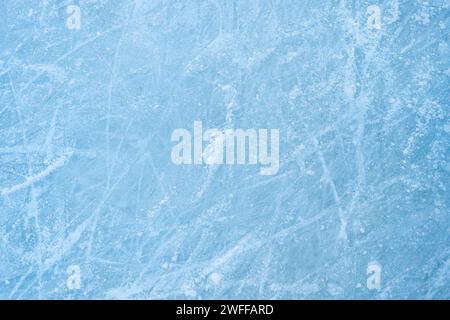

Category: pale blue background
[0, 0, 449, 299]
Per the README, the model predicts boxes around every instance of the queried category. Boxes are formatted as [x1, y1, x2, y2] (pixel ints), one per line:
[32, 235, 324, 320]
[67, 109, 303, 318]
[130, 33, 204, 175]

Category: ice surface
[0, 0, 449, 299]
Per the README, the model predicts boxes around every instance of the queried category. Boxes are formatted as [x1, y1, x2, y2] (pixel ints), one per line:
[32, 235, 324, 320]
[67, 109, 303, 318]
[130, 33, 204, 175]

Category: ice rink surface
[0, 1, 449, 299]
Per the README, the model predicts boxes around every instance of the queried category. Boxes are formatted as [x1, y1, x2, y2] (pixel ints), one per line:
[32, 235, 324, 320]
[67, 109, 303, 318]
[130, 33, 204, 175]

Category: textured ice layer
[0, 0, 449, 299]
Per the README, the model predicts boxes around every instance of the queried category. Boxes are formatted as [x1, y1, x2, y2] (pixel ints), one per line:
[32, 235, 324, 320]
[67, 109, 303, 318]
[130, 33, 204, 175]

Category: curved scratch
[1, 150, 73, 196]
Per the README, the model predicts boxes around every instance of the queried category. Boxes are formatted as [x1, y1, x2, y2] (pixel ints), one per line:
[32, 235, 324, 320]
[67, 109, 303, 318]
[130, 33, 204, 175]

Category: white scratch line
[1, 150, 73, 196]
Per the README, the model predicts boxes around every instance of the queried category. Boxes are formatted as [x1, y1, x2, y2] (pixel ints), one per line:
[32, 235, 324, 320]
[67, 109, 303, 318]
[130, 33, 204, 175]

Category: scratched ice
[0, 1, 449, 299]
